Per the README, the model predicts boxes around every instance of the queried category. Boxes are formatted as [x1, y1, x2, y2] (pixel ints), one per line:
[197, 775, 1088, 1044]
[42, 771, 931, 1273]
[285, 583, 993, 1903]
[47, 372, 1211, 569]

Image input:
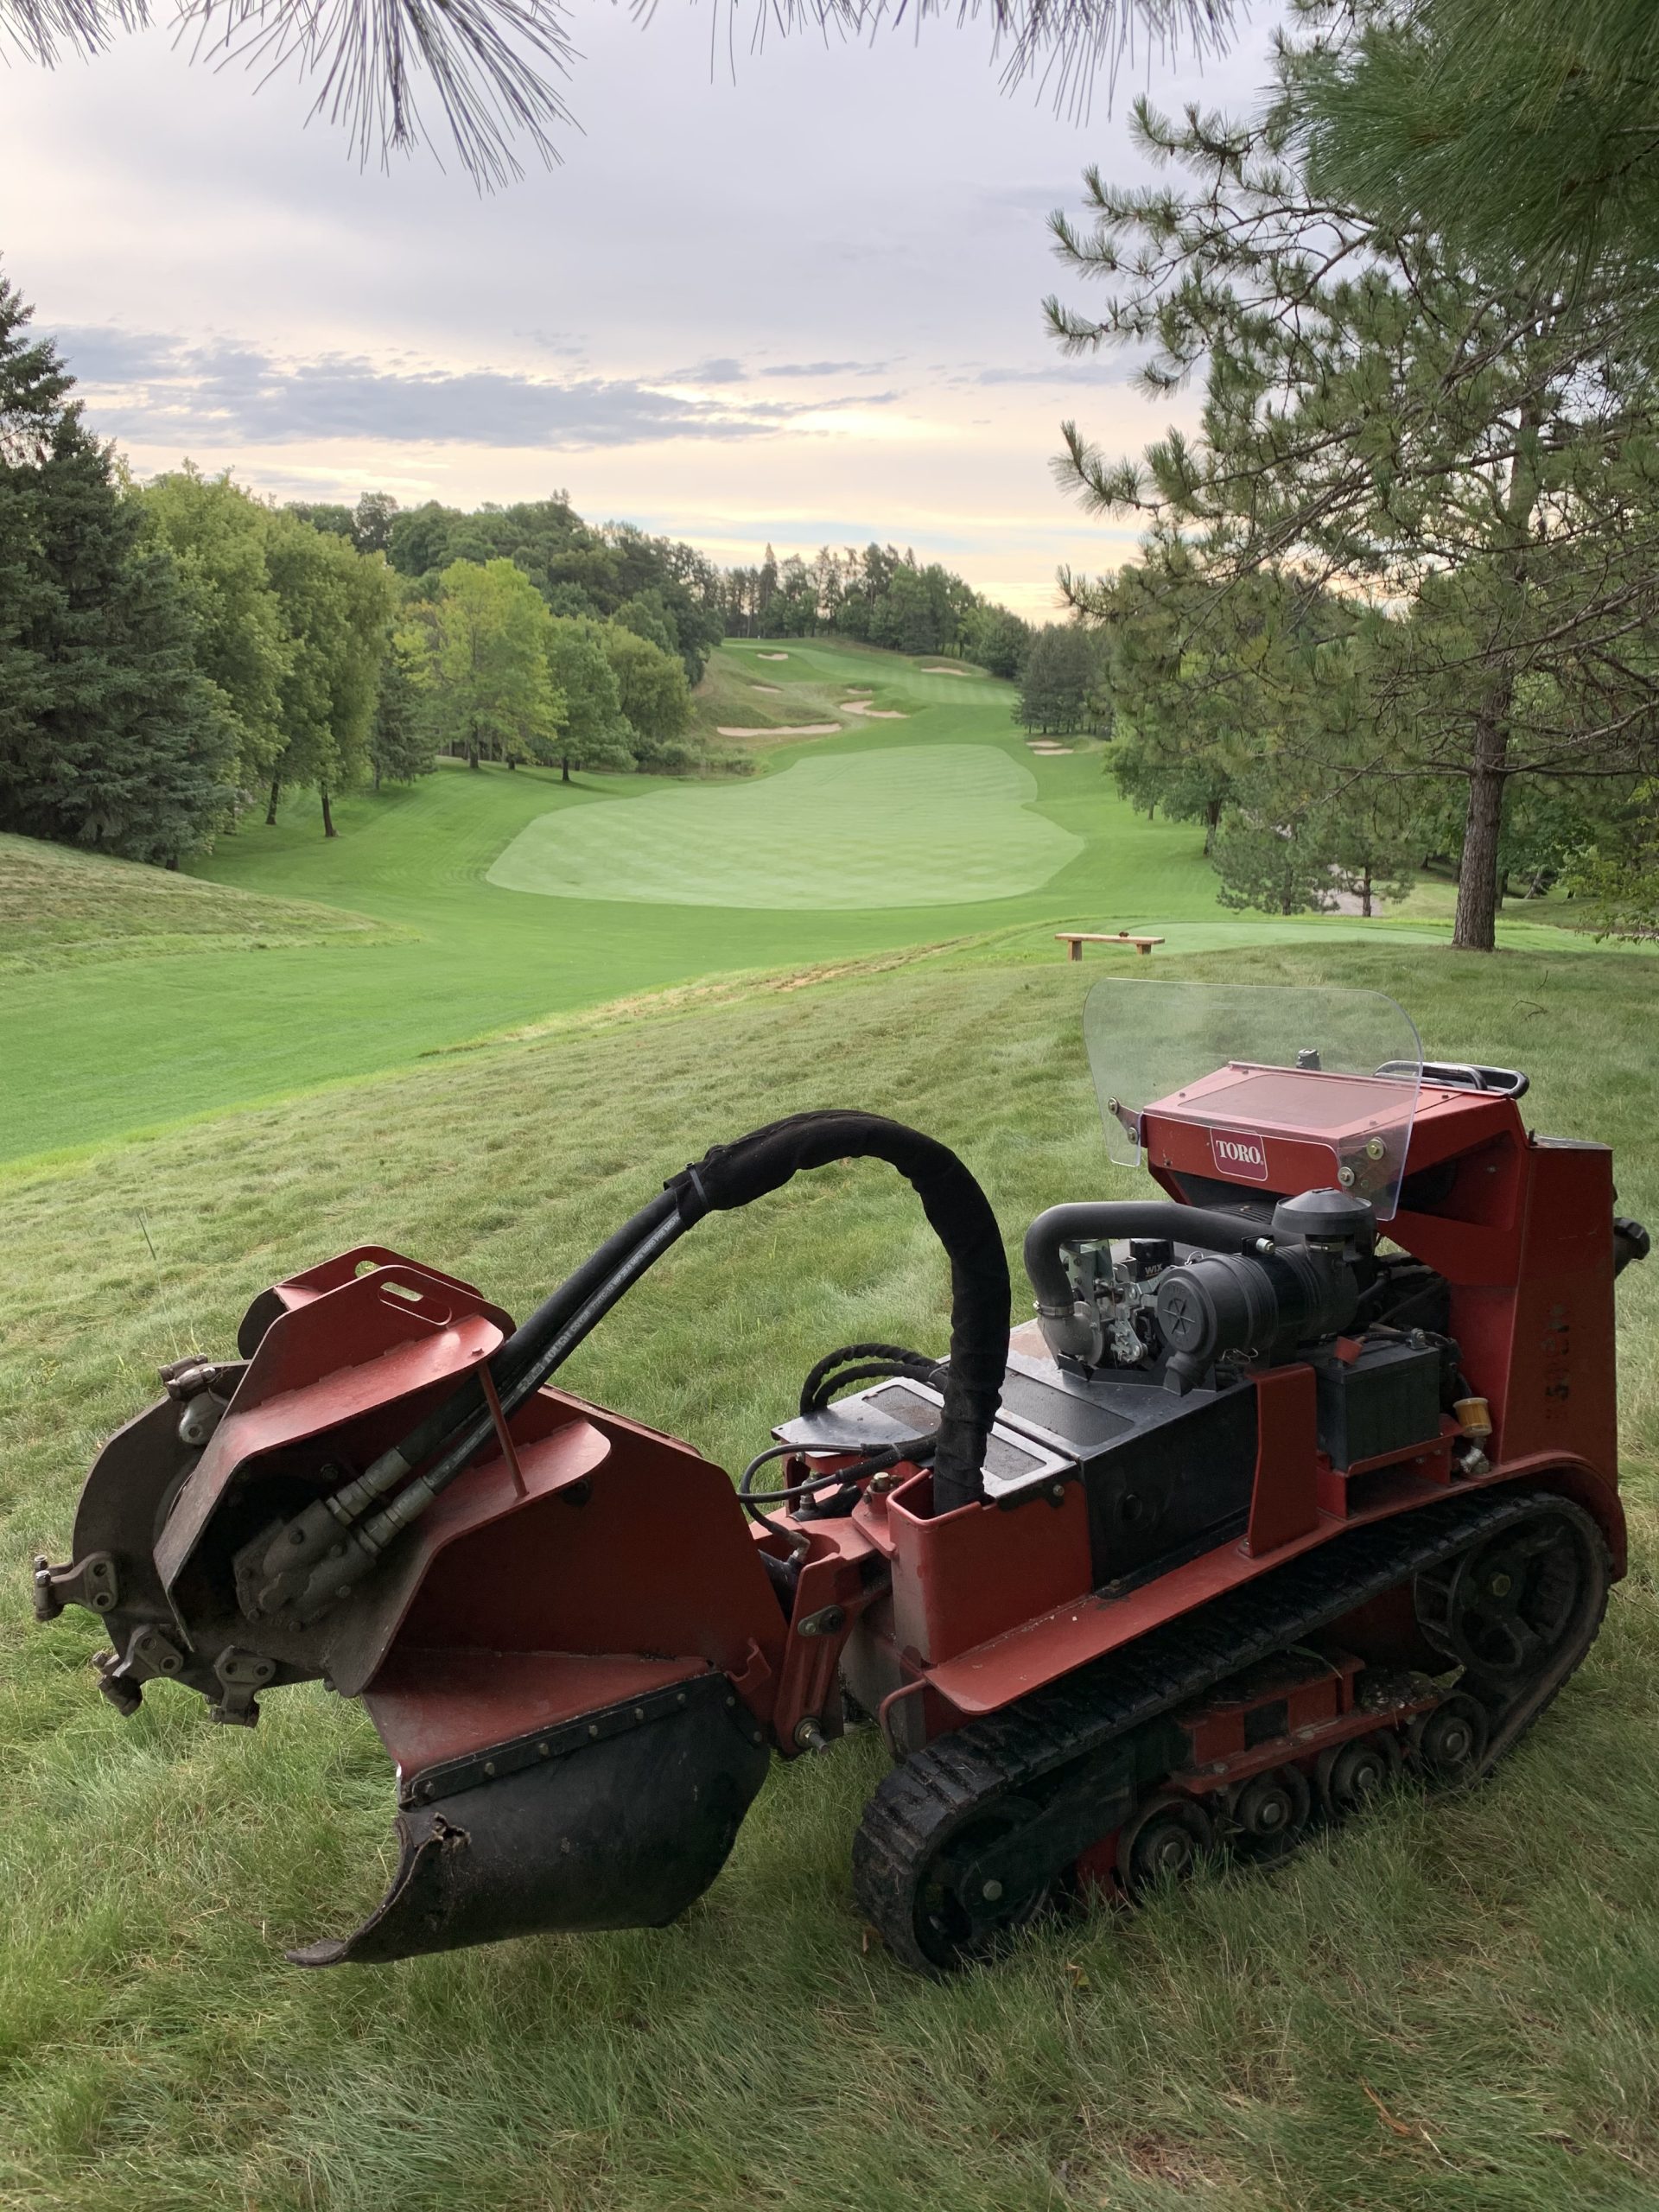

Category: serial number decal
[1542, 1299, 1572, 1416]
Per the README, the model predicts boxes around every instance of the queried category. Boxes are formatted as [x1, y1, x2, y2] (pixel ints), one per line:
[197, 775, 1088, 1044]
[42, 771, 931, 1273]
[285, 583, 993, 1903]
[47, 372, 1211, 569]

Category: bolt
[588, 1723, 600, 1738]
[484, 1760, 497, 1777]
[537, 1741, 550, 1758]
[794, 1717, 830, 1753]
[981, 1878, 1004, 1903]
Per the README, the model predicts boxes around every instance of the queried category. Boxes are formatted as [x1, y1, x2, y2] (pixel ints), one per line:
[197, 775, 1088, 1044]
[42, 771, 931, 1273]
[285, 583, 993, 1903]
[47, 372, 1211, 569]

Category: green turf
[0, 639, 1626, 1167]
[487, 743, 1085, 908]
[0, 829, 395, 975]
[3, 941, 1656, 2210]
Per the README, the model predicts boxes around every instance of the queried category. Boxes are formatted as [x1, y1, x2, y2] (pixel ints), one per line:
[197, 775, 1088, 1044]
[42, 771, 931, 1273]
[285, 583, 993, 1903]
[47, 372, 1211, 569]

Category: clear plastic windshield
[1084, 980, 1424, 1220]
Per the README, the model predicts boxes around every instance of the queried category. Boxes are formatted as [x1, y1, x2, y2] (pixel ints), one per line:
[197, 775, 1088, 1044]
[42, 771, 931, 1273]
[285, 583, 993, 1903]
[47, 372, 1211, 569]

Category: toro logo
[1210, 1128, 1271, 1182]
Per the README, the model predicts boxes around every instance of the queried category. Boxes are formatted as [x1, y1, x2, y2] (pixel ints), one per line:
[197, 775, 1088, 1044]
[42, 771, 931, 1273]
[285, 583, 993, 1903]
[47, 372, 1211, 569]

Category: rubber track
[852, 1486, 1607, 1971]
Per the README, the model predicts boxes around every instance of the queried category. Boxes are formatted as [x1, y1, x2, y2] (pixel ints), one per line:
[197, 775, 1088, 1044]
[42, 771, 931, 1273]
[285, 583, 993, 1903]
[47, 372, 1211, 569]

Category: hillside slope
[4, 939, 1656, 2212]
[0, 830, 393, 976]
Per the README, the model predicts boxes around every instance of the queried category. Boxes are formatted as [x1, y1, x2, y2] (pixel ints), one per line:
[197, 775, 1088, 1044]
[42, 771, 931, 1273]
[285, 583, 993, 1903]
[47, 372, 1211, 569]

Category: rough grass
[0, 831, 391, 975]
[3, 939, 1656, 2212]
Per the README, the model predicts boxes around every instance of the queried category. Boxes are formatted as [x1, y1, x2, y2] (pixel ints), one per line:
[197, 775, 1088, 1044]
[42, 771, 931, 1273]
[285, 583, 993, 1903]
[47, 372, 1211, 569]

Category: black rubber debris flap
[289, 1674, 771, 1965]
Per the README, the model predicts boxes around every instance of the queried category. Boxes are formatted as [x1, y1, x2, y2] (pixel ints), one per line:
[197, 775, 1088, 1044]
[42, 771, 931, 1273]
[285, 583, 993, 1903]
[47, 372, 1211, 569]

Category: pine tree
[0, 278, 236, 861]
[369, 633, 434, 789]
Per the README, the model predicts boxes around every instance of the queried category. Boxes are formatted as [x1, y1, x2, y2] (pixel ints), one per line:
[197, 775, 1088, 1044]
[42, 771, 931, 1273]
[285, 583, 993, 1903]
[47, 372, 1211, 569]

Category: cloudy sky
[1, 3, 1280, 613]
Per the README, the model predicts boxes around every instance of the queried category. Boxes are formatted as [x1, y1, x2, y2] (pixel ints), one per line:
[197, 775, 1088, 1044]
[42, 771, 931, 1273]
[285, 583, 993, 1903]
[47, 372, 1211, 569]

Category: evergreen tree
[1050, 38, 1659, 949]
[1017, 624, 1103, 734]
[368, 632, 433, 789]
[0, 277, 236, 862]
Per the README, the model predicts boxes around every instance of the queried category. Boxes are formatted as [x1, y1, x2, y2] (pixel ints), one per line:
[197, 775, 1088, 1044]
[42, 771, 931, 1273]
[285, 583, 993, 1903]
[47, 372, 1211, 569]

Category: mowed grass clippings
[3, 941, 1657, 2212]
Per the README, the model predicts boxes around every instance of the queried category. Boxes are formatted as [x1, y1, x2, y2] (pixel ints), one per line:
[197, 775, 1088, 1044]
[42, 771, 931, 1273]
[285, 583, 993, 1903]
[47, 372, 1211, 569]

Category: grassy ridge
[0, 831, 393, 976]
[3, 940, 1656, 2210]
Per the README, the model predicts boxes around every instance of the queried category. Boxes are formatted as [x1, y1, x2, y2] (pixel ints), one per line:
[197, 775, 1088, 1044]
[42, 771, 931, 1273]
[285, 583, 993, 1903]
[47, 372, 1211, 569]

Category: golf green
[486, 745, 1084, 910]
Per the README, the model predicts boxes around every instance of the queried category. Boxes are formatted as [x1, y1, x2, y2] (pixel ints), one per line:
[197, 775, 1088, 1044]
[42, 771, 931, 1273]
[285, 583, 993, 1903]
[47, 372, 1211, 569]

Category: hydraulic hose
[1023, 1201, 1273, 1317]
[283, 1189, 687, 1542]
[663, 1110, 1009, 1514]
[248, 1110, 1009, 1623]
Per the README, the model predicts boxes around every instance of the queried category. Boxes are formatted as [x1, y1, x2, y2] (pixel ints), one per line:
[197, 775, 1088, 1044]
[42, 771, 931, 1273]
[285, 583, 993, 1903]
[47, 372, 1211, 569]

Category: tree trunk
[165, 855, 179, 871]
[321, 786, 336, 838]
[1204, 796, 1221, 856]
[373, 761, 381, 791]
[506, 755, 516, 769]
[265, 779, 280, 827]
[1453, 717, 1509, 950]
[1361, 864, 1373, 919]
[562, 756, 571, 783]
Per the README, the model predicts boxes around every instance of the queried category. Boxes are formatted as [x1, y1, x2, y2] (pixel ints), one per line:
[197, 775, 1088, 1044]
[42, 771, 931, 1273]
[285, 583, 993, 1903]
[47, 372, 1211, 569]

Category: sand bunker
[1028, 742, 1074, 754]
[843, 703, 908, 719]
[757, 652, 790, 661]
[922, 664, 976, 677]
[750, 683, 783, 693]
[717, 722, 841, 737]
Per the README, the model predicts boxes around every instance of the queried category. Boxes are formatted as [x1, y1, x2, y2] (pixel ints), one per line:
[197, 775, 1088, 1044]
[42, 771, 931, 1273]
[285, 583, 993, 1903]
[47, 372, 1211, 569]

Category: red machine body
[38, 991, 1640, 1973]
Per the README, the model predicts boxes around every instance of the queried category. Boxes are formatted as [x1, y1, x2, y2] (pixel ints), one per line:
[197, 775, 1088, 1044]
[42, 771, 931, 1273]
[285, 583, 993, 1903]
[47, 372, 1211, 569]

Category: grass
[0, 830, 394, 976]
[3, 935, 1658, 2211]
[0, 639, 1623, 1166]
[486, 743, 1085, 908]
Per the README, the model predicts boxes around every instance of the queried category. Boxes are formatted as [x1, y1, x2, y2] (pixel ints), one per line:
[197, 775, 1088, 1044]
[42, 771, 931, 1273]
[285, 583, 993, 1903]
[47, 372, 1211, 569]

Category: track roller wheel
[1409, 1693, 1489, 1784]
[911, 1797, 1052, 1971]
[1227, 1764, 1312, 1863]
[1415, 1503, 1604, 1688]
[1317, 1731, 1402, 1820]
[1116, 1793, 1215, 1895]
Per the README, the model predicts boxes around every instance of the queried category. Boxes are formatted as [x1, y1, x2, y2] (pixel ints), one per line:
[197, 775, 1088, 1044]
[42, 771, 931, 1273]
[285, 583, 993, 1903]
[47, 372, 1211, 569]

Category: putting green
[486, 744, 1085, 910]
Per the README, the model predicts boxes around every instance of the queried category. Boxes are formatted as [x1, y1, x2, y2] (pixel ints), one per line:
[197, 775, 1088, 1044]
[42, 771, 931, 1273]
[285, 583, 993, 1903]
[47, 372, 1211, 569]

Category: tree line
[722, 542, 1033, 676]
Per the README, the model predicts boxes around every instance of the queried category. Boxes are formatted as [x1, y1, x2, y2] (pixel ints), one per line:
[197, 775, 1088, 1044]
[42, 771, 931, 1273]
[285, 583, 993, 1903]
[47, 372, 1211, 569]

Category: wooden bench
[1057, 931, 1166, 961]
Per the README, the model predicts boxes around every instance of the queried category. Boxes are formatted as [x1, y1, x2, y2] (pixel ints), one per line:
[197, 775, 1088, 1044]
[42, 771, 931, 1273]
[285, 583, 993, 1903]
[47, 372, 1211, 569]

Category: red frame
[186, 1077, 1624, 1792]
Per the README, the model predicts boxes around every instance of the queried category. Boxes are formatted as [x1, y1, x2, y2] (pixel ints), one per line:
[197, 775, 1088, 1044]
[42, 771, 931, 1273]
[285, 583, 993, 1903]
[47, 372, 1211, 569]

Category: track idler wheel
[1317, 1731, 1402, 1821]
[1226, 1764, 1311, 1863]
[1409, 1693, 1489, 1784]
[1116, 1793, 1215, 1895]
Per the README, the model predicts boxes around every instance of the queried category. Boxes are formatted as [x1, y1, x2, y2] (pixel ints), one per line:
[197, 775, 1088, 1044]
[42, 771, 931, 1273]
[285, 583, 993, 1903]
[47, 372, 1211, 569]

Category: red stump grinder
[35, 982, 1649, 1971]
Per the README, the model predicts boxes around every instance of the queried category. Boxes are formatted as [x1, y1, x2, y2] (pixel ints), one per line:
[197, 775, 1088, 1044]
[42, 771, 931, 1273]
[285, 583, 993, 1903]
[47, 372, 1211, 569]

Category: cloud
[58, 327, 873, 450]
[661, 355, 748, 384]
[760, 359, 892, 379]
